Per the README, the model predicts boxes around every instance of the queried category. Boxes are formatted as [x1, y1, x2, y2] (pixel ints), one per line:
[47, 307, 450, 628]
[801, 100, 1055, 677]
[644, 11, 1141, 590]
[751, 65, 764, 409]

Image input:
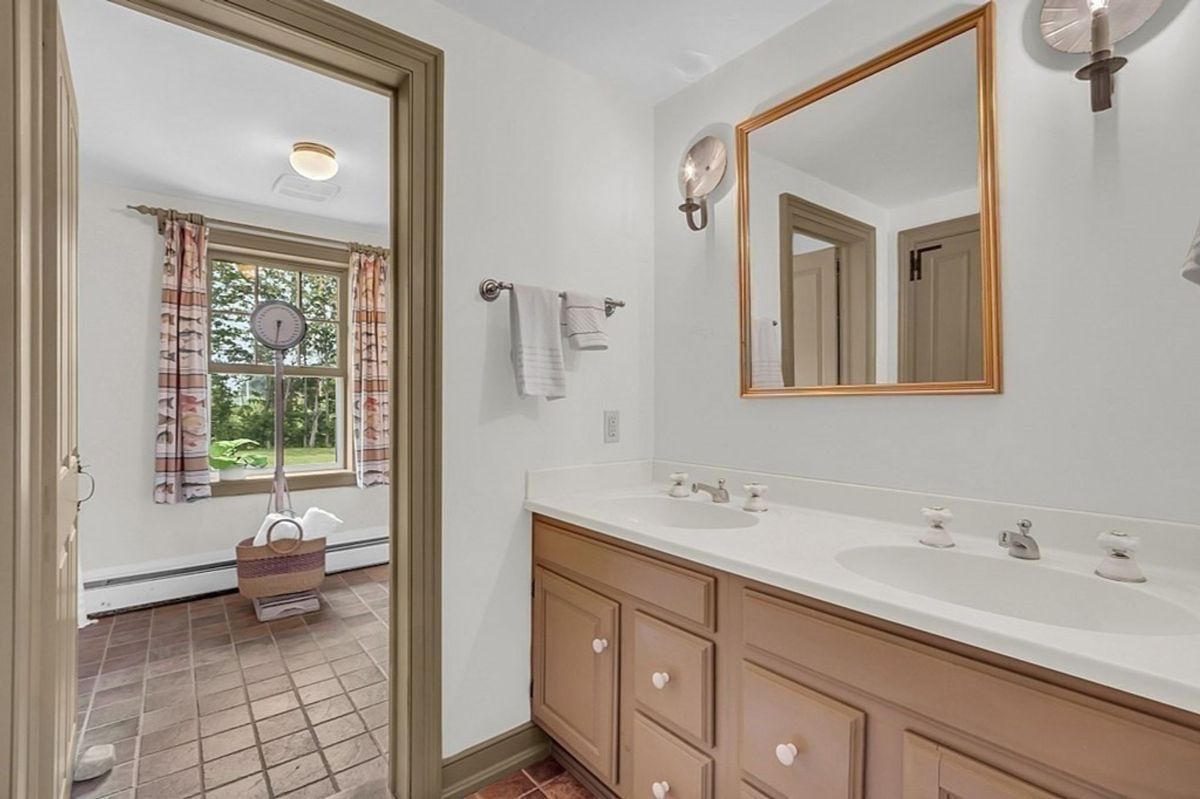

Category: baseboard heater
[83, 535, 389, 616]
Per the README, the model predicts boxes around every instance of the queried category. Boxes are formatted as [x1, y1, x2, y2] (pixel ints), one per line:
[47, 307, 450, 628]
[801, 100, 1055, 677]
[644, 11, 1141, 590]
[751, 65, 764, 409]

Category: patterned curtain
[154, 217, 212, 503]
[351, 248, 390, 487]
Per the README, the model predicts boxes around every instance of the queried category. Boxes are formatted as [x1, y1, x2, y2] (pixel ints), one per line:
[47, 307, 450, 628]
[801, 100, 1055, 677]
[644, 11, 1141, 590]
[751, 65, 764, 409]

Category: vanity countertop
[526, 483, 1200, 716]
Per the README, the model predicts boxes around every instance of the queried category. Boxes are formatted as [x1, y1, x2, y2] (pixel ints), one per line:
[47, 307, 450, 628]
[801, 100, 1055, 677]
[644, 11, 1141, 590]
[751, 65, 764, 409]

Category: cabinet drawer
[631, 714, 713, 799]
[534, 518, 715, 629]
[739, 661, 864, 799]
[533, 568, 619, 784]
[903, 732, 1060, 798]
[633, 612, 714, 746]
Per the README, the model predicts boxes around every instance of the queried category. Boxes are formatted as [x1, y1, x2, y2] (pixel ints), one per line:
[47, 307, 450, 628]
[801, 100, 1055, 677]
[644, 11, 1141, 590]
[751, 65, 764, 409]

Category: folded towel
[751, 316, 784, 388]
[561, 291, 609, 351]
[251, 507, 344, 546]
[1184, 218, 1200, 286]
[510, 284, 567, 399]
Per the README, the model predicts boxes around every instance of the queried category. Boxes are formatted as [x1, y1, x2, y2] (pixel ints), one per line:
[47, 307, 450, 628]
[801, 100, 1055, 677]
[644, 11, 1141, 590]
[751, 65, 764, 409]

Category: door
[898, 215, 983, 383]
[902, 733, 1059, 799]
[791, 247, 839, 387]
[42, 14, 82, 796]
[532, 567, 619, 783]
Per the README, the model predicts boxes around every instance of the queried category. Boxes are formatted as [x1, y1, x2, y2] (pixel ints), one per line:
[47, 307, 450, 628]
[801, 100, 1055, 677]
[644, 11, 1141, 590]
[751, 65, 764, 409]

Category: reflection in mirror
[738, 8, 998, 395]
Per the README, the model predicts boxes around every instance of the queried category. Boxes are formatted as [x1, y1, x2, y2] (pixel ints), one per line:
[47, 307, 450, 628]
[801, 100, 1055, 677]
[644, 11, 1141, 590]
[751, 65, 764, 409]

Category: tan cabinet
[902, 733, 1059, 798]
[532, 567, 620, 783]
[739, 661, 864, 798]
[531, 515, 1200, 799]
[630, 714, 713, 799]
[632, 612, 714, 746]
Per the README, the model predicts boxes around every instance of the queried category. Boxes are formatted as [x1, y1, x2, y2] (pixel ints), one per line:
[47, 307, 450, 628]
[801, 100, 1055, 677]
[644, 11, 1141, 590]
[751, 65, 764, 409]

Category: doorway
[897, 214, 983, 383]
[0, 1, 442, 797]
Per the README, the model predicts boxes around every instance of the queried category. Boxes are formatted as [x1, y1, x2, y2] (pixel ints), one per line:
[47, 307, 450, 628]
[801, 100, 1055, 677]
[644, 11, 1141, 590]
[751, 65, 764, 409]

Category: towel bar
[478, 278, 626, 317]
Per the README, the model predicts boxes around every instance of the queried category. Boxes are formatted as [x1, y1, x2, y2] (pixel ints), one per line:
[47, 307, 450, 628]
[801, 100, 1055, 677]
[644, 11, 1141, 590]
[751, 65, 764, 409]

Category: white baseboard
[83, 531, 389, 615]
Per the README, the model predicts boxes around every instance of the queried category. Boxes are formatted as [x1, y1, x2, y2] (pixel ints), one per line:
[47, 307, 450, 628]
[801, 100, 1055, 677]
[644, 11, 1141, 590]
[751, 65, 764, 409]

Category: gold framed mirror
[736, 4, 999, 397]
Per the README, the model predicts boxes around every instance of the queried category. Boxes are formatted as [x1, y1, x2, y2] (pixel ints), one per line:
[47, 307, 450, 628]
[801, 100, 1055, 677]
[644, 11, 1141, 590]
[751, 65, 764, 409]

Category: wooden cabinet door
[533, 567, 619, 783]
[903, 733, 1059, 799]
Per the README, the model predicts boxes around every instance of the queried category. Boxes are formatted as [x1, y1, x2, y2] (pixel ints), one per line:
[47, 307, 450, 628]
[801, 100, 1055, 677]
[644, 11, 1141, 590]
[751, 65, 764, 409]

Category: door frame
[0, 0, 445, 796]
[778, 193, 876, 386]
[896, 213, 981, 383]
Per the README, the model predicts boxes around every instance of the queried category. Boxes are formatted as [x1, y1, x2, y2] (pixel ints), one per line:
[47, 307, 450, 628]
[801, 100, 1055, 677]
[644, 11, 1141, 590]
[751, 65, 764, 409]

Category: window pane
[211, 260, 256, 313]
[211, 313, 255, 364]
[209, 373, 341, 474]
[255, 342, 300, 367]
[258, 266, 298, 304]
[303, 321, 339, 368]
[303, 272, 339, 321]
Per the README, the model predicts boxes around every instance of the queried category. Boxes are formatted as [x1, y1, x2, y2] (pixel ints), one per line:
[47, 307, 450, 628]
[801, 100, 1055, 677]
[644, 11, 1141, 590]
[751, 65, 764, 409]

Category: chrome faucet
[998, 519, 1040, 560]
[692, 479, 730, 503]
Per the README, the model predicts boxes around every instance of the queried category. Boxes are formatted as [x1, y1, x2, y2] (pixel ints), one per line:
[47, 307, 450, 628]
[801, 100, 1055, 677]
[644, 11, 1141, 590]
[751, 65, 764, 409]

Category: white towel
[510, 284, 567, 399]
[251, 507, 343, 546]
[751, 317, 784, 388]
[1184, 218, 1200, 286]
[561, 291, 609, 351]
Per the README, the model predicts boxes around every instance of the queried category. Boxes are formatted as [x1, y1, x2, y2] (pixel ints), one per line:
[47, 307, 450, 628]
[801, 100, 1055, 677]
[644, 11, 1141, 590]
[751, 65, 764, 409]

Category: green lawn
[243, 447, 336, 468]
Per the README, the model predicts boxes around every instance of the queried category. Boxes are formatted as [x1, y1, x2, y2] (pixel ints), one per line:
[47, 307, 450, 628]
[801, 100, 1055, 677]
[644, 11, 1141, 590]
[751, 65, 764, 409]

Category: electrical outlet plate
[604, 410, 620, 443]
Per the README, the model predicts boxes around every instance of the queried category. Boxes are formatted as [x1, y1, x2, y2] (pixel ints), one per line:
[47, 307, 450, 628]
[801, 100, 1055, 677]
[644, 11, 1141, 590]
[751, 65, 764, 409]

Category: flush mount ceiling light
[1040, 0, 1163, 112]
[289, 142, 339, 181]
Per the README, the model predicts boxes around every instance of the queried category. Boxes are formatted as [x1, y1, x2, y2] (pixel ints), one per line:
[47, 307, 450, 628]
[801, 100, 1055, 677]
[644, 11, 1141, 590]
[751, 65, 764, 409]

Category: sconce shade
[677, 136, 727, 231]
[289, 142, 339, 181]
[1039, 0, 1162, 112]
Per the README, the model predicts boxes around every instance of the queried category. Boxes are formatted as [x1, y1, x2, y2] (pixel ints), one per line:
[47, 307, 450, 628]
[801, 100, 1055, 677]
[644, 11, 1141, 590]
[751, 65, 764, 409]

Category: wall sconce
[677, 136, 727, 231]
[1040, 0, 1163, 112]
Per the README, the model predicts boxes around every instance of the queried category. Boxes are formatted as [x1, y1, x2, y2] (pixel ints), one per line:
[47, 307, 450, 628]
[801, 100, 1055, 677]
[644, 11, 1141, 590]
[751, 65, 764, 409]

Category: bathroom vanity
[528, 487, 1200, 799]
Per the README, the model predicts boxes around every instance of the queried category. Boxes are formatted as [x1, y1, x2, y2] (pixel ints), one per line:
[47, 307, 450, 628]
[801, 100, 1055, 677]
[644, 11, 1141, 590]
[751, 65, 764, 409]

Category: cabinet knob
[652, 780, 671, 799]
[591, 638, 609, 654]
[651, 671, 671, 690]
[775, 742, 798, 767]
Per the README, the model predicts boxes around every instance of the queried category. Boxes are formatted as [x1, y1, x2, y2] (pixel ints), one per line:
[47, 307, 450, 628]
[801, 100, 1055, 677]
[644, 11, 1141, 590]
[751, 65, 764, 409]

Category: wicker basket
[236, 517, 326, 599]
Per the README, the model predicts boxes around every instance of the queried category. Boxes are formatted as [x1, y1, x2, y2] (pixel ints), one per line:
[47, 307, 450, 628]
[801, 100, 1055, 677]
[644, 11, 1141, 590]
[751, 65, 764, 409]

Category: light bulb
[1089, 0, 1109, 12]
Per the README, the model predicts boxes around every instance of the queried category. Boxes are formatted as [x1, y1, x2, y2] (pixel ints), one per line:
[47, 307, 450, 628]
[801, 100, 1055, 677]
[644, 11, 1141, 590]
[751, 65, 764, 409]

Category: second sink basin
[836, 545, 1200, 635]
[599, 496, 758, 530]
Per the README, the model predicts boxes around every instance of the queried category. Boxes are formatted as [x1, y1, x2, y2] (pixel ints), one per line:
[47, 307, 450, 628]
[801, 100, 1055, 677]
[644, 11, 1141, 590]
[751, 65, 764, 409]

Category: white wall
[332, 0, 655, 757]
[77, 181, 390, 579]
[655, 0, 1200, 523]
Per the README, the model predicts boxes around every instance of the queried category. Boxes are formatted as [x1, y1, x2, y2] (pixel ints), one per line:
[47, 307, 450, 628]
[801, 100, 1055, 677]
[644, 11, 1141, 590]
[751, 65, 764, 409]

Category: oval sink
[836, 545, 1200, 636]
[599, 497, 758, 530]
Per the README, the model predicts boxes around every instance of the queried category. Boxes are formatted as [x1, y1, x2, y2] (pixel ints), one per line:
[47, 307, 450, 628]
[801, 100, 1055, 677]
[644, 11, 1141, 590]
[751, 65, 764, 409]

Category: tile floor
[469, 757, 596, 799]
[72, 565, 391, 799]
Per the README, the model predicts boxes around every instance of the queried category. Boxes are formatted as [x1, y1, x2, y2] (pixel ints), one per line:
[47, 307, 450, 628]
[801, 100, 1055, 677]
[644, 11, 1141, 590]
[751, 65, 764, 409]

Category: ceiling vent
[272, 173, 340, 202]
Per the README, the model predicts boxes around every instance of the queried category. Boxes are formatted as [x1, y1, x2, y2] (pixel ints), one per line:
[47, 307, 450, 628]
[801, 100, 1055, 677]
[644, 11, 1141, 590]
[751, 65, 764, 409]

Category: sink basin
[836, 545, 1200, 635]
[599, 496, 758, 530]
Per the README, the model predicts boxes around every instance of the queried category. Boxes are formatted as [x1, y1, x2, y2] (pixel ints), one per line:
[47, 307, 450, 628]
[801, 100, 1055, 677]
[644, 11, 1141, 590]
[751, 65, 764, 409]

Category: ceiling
[60, 0, 390, 229]
[750, 31, 979, 209]
[431, 0, 835, 103]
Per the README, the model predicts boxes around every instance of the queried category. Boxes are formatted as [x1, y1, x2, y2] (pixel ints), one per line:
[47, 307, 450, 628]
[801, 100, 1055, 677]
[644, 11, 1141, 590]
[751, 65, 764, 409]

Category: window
[207, 237, 353, 492]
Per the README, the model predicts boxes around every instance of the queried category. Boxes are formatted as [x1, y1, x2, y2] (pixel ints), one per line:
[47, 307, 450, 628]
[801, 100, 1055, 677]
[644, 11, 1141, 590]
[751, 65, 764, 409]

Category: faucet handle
[717, 478, 726, 488]
[1017, 518, 1032, 535]
[667, 472, 690, 498]
[1098, 529, 1139, 556]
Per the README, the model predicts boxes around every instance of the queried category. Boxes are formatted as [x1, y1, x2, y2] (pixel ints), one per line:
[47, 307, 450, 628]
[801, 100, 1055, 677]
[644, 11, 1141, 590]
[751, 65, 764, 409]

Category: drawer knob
[591, 637, 609, 654]
[651, 671, 671, 690]
[652, 780, 671, 799]
[775, 742, 798, 767]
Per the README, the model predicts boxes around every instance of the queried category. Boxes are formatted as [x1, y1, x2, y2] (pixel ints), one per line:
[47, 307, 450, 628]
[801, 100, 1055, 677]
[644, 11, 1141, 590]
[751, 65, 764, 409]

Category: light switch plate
[603, 410, 620, 443]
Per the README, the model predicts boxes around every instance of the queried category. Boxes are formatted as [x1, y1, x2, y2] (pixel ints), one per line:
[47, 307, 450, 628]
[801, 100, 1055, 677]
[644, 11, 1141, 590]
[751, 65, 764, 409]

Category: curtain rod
[124, 204, 390, 257]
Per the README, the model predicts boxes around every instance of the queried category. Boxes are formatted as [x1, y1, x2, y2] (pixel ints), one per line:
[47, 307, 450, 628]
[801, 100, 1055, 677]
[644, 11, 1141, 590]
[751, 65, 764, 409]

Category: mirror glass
[739, 17, 998, 394]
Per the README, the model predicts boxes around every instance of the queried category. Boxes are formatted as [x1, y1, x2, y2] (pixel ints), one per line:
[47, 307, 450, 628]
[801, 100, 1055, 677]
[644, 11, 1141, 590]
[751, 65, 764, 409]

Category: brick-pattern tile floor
[72, 566, 390, 799]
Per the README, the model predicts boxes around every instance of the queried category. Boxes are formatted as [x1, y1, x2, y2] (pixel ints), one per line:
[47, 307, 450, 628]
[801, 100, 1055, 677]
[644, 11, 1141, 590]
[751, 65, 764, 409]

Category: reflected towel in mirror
[751, 316, 784, 388]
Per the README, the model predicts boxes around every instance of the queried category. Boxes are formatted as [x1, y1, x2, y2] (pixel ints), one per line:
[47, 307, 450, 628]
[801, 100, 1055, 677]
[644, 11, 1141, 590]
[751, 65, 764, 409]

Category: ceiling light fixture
[289, 142, 339, 181]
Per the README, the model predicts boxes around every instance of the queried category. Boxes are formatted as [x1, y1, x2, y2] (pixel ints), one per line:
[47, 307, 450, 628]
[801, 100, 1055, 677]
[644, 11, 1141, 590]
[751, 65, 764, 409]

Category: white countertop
[526, 482, 1200, 715]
